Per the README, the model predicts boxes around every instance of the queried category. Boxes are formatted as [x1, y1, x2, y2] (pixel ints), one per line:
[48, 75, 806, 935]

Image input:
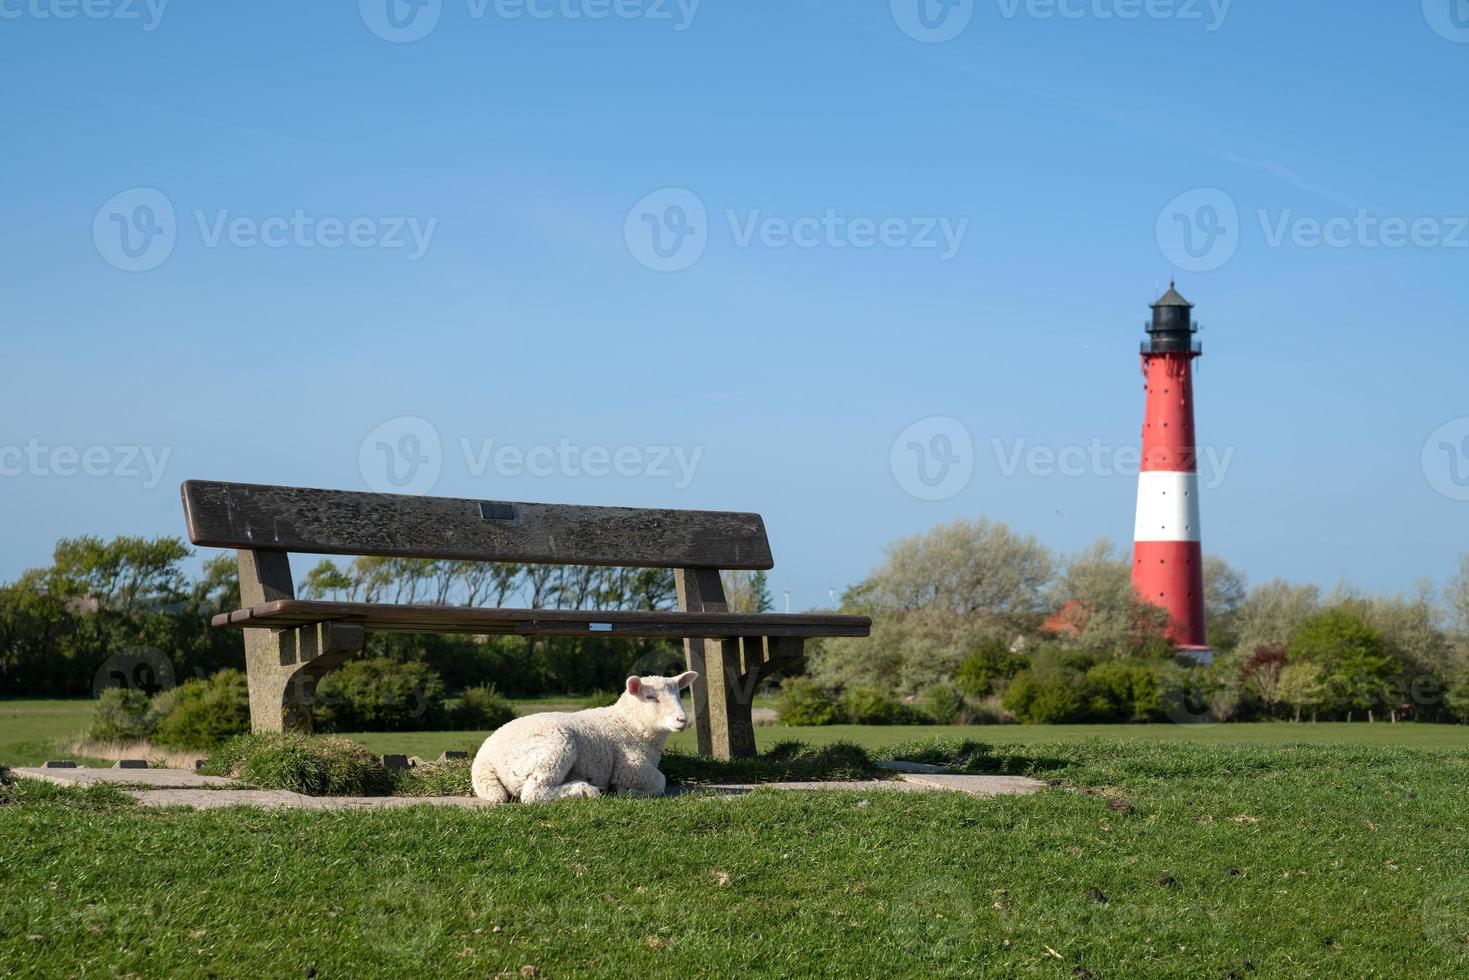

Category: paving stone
[113, 760, 150, 769]
[13, 764, 1045, 810]
[876, 760, 953, 774]
[127, 790, 497, 811]
[44, 760, 77, 769]
[896, 773, 1047, 796]
[667, 780, 934, 797]
[12, 767, 239, 789]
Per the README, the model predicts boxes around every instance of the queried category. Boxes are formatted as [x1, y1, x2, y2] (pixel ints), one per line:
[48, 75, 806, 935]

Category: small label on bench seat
[589, 623, 613, 632]
[480, 501, 516, 522]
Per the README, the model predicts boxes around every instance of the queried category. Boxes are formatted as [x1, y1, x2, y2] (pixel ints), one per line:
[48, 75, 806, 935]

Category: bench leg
[706, 637, 758, 760]
[675, 568, 758, 760]
[237, 549, 363, 733]
[244, 622, 365, 733]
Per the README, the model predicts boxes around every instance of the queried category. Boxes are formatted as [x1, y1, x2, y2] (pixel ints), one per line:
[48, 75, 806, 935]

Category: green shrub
[150, 670, 251, 749]
[919, 683, 965, 724]
[977, 695, 1017, 725]
[201, 732, 392, 796]
[1085, 661, 1164, 722]
[316, 658, 447, 732]
[1002, 669, 1106, 724]
[578, 690, 620, 710]
[1287, 607, 1400, 717]
[955, 642, 1026, 697]
[776, 678, 843, 726]
[841, 687, 916, 725]
[445, 685, 516, 731]
[89, 688, 158, 742]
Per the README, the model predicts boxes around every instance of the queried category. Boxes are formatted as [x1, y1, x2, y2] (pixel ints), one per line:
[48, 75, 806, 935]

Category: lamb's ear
[625, 676, 642, 696]
[674, 671, 698, 691]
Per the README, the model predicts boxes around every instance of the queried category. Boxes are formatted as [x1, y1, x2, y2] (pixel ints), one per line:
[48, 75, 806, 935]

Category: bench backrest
[180, 480, 774, 570]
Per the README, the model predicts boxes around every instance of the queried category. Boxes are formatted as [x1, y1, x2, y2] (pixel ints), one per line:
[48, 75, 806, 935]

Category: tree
[1276, 661, 1327, 722]
[955, 640, 1026, 697]
[723, 570, 775, 614]
[462, 562, 523, 608]
[1444, 553, 1469, 643]
[192, 553, 240, 613]
[1047, 540, 1171, 657]
[301, 560, 355, 600]
[862, 517, 1053, 619]
[1445, 663, 1469, 722]
[1354, 586, 1453, 696]
[1203, 555, 1248, 650]
[48, 535, 190, 612]
[809, 518, 1051, 695]
[1238, 646, 1287, 717]
[1287, 608, 1398, 720]
[1232, 579, 1320, 656]
[807, 608, 1002, 695]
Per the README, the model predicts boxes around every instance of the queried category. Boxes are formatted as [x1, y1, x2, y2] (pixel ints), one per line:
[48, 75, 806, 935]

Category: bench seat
[215, 600, 871, 639]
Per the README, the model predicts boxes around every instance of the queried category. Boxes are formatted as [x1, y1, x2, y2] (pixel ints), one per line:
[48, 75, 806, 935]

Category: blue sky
[2, 0, 1467, 611]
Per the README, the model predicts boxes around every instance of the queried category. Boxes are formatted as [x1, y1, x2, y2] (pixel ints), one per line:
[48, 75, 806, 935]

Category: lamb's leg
[470, 758, 511, 804]
[513, 732, 600, 803]
[522, 778, 601, 802]
[615, 768, 667, 798]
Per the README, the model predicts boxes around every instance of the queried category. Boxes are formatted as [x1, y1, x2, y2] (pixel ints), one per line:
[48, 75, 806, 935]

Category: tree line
[805, 518, 1469, 724]
[0, 535, 772, 699]
[6, 523, 1467, 725]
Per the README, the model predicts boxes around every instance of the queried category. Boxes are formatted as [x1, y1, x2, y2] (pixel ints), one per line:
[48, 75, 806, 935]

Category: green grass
[3, 739, 1467, 976]
[0, 699, 111, 767]
[661, 741, 887, 785]
[7, 697, 1469, 767]
[341, 720, 1469, 762]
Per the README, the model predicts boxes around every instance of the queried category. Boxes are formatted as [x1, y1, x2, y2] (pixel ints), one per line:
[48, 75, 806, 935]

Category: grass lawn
[4, 698, 1469, 766]
[3, 738, 1467, 976]
[342, 720, 1469, 761]
[0, 700, 110, 768]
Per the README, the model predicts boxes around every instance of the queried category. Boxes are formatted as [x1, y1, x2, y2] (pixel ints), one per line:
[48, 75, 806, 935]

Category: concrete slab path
[11, 764, 1046, 810]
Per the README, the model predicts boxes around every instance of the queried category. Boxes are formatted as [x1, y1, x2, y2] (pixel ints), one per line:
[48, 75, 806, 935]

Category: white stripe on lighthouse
[1133, 471, 1201, 543]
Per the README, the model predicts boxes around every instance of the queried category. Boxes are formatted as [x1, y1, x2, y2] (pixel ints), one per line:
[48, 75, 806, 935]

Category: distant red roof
[1042, 599, 1089, 637]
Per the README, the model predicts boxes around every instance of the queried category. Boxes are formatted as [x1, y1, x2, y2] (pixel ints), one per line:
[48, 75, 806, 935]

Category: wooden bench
[181, 480, 870, 759]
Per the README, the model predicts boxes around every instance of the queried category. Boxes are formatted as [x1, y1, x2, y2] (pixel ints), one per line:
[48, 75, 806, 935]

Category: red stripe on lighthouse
[1132, 286, 1207, 650]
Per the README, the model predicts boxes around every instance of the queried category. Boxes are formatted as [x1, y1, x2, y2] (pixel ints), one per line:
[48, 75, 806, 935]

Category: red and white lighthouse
[1132, 282, 1208, 653]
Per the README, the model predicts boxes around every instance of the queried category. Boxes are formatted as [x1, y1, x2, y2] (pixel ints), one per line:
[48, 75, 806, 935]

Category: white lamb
[471, 671, 697, 803]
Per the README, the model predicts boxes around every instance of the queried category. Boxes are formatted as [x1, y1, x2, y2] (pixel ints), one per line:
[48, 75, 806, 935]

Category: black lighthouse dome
[1144, 281, 1200, 355]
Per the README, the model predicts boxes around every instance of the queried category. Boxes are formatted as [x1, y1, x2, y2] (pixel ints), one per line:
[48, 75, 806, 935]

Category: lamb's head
[619, 672, 698, 735]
